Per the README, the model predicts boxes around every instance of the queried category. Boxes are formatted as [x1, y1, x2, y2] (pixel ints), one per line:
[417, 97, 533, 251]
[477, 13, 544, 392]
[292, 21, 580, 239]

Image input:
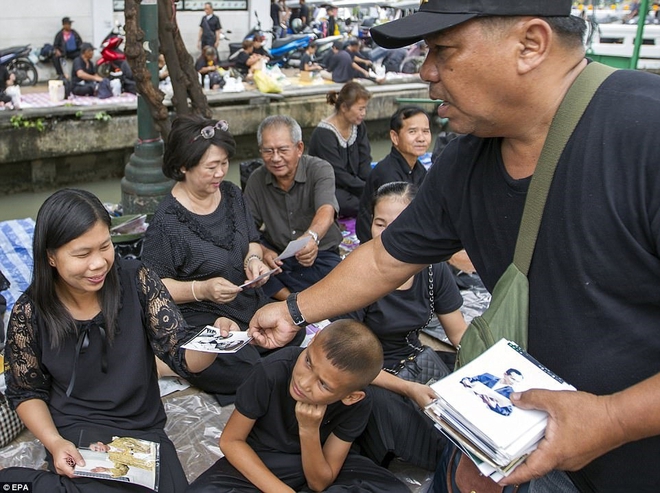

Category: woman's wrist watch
[307, 229, 319, 245]
[286, 292, 307, 327]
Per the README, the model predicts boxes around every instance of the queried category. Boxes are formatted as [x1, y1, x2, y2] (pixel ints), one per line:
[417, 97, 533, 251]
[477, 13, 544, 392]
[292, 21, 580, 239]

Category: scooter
[270, 32, 315, 68]
[97, 25, 126, 78]
[234, 11, 315, 68]
[0, 45, 38, 86]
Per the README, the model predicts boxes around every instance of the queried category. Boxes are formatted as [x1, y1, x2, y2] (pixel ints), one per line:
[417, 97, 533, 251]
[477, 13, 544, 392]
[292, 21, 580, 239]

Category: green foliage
[9, 115, 45, 132]
[94, 111, 112, 122]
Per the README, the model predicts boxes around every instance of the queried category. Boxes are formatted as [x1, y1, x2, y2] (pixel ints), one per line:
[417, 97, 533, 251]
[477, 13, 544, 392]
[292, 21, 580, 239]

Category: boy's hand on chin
[295, 401, 327, 430]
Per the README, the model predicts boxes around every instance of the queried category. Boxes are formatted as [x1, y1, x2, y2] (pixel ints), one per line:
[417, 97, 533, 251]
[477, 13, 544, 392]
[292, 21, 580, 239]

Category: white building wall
[0, 0, 270, 82]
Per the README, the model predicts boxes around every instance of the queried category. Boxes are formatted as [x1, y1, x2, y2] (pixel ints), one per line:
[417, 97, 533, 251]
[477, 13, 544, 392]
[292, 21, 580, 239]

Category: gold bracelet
[191, 280, 202, 302]
[244, 254, 262, 269]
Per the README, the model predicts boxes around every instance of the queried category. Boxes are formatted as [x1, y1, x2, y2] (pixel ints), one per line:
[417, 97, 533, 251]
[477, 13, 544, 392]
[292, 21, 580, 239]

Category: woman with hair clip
[338, 181, 467, 471]
[142, 114, 303, 405]
[1, 188, 223, 491]
[308, 81, 373, 218]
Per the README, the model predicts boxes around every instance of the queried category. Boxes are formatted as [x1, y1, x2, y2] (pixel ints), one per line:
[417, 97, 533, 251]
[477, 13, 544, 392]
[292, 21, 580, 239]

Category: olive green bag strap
[513, 62, 617, 275]
[456, 62, 616, 368]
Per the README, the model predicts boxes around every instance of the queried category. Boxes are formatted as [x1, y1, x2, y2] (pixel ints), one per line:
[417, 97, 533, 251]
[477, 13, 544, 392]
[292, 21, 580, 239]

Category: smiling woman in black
[1, 189, 219, 492]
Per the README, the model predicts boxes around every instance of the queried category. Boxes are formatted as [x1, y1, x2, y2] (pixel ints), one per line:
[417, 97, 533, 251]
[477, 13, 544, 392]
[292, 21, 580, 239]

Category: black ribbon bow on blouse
[66, 321, 108, 397]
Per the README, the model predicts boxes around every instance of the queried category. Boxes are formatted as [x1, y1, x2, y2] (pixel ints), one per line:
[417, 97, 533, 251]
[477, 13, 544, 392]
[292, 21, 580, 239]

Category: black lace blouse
[4, 259, 192, 432]
[142, 181, 266, 329]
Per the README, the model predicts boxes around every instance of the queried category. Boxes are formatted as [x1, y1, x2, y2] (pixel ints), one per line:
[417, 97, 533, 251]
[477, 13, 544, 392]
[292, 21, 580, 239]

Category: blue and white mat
[0, 219, 35, 328]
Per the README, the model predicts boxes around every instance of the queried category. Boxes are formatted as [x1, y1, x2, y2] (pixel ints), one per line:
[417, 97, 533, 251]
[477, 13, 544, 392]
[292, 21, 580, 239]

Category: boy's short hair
[314, 320, 383, 390]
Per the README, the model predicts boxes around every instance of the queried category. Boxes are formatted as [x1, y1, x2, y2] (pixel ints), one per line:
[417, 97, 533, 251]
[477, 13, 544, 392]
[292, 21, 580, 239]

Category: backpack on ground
[39, 43, 54, 62]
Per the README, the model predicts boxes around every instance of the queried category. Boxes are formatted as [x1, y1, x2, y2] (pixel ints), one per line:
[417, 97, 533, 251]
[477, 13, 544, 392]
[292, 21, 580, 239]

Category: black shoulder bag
[386, 266, 451, 385]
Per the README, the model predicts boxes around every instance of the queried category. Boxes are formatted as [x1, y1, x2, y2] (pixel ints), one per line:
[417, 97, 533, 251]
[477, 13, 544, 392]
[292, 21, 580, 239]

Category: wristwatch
[307, 229, 319, 245]
[286, 292, 307, 327]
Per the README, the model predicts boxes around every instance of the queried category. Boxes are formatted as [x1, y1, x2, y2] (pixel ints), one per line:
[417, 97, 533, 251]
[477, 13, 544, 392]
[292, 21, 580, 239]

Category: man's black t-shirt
[235, 346, 371, 454]
[300, 53, 315, 71]
[232, 50, 251, 74]
[200, 14, 222, 48]
[381, 68, 660, 493]
[71, 56, 96, 86]
[270, 2, 281, 27]
[356, 146, 427, 242]
[299, 3, 310, 24]
[327, 50, 354, 83]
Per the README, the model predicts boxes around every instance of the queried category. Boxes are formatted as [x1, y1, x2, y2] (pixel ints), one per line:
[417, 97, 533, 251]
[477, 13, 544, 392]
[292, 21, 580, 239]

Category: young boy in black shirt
[187, 319, 409, 492]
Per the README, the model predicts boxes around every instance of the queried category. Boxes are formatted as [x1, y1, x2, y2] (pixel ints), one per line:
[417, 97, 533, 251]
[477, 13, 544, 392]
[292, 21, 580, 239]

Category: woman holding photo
[1, 189, 226, 491]
[142, 115, 303, 404]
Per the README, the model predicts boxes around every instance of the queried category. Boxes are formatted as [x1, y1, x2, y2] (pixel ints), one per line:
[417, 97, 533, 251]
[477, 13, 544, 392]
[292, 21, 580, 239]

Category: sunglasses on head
[192, 120, 229, 142]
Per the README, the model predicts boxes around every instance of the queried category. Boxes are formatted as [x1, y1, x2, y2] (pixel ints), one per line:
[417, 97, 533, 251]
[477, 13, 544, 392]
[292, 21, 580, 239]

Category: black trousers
[262, 248, 341, 299]
[186, 451, 410, 492]
[357, 385, 447, 471]
[52, 51, 80, 78]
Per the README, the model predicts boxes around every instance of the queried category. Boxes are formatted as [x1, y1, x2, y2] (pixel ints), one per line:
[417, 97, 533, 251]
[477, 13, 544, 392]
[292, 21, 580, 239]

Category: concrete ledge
[0, 80, 430, 195]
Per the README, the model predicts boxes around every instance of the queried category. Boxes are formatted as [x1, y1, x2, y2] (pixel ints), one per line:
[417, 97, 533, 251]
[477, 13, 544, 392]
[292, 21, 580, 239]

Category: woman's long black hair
[27, 189, 121, 348]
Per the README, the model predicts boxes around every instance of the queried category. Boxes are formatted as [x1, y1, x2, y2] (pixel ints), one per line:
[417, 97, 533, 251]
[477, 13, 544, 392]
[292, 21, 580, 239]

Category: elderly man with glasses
[244, 115, 343, 302]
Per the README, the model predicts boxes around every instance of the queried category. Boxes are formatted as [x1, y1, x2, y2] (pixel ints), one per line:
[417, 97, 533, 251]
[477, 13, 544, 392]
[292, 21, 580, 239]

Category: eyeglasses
[192, 120, 229, 142]
[259, 146, 294, 158]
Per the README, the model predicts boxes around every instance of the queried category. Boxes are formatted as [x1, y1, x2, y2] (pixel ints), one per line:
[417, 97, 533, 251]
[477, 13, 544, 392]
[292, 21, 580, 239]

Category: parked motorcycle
[0, 45, 38, 86]
[232, 11, 315, 68]
[97, 25, 126, 78]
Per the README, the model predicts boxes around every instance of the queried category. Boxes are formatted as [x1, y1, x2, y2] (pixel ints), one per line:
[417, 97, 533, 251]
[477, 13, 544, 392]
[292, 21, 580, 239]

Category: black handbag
[386, 266, 451, 385]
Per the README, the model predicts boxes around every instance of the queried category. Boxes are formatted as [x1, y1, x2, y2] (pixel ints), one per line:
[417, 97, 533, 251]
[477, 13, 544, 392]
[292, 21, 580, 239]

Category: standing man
[248, 1, 660, 492]
[198, 2, 223, 53]
[244, 116, 343, 302]
[52, 16, 83, 79]
[299, 0, 310, 26]
[270, 0, 283, 38]
[325, 5, 340, 37]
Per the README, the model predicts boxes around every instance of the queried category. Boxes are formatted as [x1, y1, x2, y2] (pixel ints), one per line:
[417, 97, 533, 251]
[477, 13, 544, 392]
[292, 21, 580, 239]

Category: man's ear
[516, 18, 552, 74]
[389, 129, 399, 147]
[341, 390, 365, 406]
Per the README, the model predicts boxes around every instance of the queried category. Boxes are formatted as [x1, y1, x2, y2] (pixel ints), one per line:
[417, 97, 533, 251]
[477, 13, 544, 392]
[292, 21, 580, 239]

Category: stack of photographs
[424, 339, 575, 481]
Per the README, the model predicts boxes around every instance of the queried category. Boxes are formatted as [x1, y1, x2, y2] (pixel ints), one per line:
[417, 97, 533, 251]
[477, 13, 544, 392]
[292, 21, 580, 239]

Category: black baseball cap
[370, 0, 572, 49]
[62, 17, 74, 24]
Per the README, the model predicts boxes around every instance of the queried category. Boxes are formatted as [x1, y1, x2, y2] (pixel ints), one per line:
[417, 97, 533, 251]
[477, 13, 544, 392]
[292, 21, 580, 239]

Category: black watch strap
[286, 292, 307, 327]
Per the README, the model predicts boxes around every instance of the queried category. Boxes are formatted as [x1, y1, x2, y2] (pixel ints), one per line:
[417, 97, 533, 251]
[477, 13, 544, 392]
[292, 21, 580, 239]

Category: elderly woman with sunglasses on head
[142, 115, 301, 404]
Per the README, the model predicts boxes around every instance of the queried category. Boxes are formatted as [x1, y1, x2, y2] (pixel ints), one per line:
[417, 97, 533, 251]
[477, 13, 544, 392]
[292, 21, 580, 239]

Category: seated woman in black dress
[308, 81, 373, 218]
[338, 182, 467, 471]
[142, 115, 303, 403]
[0, 189, 221, 492]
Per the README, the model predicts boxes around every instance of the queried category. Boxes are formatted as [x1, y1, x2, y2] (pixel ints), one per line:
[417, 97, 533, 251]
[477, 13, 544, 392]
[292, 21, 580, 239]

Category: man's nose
[419, 54, 437, 82]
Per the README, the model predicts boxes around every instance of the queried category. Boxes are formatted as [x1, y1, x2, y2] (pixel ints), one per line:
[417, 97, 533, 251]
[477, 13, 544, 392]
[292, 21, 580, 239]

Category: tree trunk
[159, 0, 212, 118]
[123, 0, 212, 141]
